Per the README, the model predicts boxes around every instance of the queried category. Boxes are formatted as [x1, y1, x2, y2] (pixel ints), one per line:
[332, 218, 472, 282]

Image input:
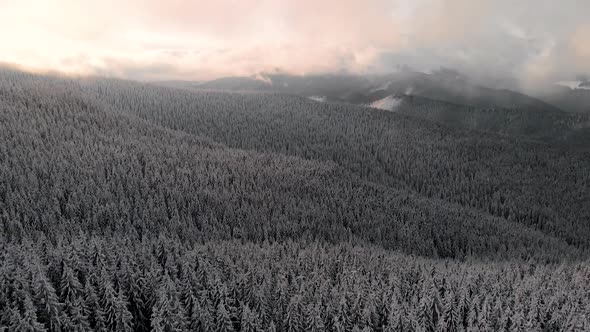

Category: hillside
[365, 94, 590, 146]
[80, 77, 590, 249]
[2, 69, 581, 259]
[197, 71, 563, 113]
[534, 84, 590, 114]
[1, 69, 590, 331]
[186, 71, 590, 145]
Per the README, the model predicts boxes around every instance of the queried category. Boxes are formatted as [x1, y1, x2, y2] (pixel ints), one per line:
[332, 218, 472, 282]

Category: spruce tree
[33, 272, 62, 331]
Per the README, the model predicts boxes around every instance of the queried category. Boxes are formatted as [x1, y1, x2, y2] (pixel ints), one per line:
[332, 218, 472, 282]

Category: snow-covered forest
[1, 68, 589, 331]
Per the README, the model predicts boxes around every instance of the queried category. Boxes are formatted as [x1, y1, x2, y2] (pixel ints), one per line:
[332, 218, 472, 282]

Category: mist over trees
[1, 68, 589, 331]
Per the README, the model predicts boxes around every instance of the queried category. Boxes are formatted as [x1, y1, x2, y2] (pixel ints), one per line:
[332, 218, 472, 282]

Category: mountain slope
[197, 76, 274, 91]
[180, 71, 590, 145]
[364, 93, 590, 145]
[2, 69, 581, 260]
[1, 68, 590, 331]
[191, 70, 564, 113]
[72, 75, 590, 250]
[535, 84, 590, 114]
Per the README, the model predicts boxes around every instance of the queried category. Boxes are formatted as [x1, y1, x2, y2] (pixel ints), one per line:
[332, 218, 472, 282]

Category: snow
[369, 96, 402, 111]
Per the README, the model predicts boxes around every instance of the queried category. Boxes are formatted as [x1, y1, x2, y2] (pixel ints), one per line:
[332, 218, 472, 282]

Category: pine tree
[334, 295, 352, 332]
[441, 295, 460, 332]
[115, 289, 134, 332]
[466, 294, 478, 330]
[61, 297, 92, 332]
[305, 303, 326, 332]
[239, 303, 262, 332]
[253, 287, 273, 327]
[359, 301, 375, 328]
[192, 291, 215, 332]
[59, 262, 82, 302]
[510, 306, 526, 332]
[267, 321, 278, 332]
[477, 296, 490, 331]
[127, 273, 152, 332]
[33, 272, 62, 331]
[100, 279, 133, 332]
[417, 293, 432, 332]
[284, 295, 303, 332]
[83, 279, 108, 332]
[216, 300, 236, 332]
[7, 306, 25, 332]
[383, 303, 403, 332]
[151, 278, 188, 332]
[10, 294, 47, 332]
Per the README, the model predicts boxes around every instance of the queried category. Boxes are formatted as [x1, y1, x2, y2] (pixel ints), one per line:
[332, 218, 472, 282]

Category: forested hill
[190, 72, 590, 146]
[366, 94, 590, 146]
[196, 71, 564, 114]
[2, 68, 584, 260]
[80, 76, 590, 250]
[1, 68, 590, 331]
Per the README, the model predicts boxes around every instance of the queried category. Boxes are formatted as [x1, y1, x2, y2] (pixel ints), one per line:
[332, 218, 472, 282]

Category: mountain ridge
[180, 72, 590, 146]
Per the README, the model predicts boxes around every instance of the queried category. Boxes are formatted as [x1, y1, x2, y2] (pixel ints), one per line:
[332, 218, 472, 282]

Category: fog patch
[556, 81, 590, 90]
[369, 95, 403, 111]
[308, 95, 327, 102]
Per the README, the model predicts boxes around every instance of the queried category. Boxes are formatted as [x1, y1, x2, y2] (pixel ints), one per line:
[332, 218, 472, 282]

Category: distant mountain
[154, 80, 204, 90]
[533, 83, 590, 114]
[168, 71, 590, 146]
[354, 70, 564, 114]
[366, 94, 590, 146]
[191, 70, 564, 114]
[197, 76, 273, 91]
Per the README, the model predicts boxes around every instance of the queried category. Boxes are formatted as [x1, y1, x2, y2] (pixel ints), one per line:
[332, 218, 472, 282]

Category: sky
[0, 0, 589, 89]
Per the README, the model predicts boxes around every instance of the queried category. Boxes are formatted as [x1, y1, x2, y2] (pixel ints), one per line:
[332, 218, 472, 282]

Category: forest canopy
[0, 68, 589, 331]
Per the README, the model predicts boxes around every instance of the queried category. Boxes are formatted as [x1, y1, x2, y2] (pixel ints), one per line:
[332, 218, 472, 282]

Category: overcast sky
[1, 0, 589, 88]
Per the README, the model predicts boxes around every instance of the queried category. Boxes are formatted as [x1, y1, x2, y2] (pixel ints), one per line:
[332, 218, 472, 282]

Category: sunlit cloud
[0, 0, 588, 83]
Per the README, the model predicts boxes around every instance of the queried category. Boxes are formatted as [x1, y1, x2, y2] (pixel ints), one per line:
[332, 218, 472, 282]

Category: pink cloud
[0, 0, 588, 81]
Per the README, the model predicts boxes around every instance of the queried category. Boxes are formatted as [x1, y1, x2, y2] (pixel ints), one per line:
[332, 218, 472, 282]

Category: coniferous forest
[1, 68, 590, 331]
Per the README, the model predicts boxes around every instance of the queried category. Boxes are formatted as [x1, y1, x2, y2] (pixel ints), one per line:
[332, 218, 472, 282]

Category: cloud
[501, 22, 529, 40]
[570, 24, 590, 66]
[0, 0, 588, 84]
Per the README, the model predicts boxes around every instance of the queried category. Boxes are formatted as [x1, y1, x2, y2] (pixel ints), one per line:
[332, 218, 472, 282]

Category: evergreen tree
[239, 303, 262, 332]
[305, 303, 326, 332]
[215, 300, 236, 332]
[61, 297, 92, 332]
[83, 279, 108, 332]
[10, 294, 47, 332]
[33, 272, 62, 331]
[283, 295, 303, 332]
